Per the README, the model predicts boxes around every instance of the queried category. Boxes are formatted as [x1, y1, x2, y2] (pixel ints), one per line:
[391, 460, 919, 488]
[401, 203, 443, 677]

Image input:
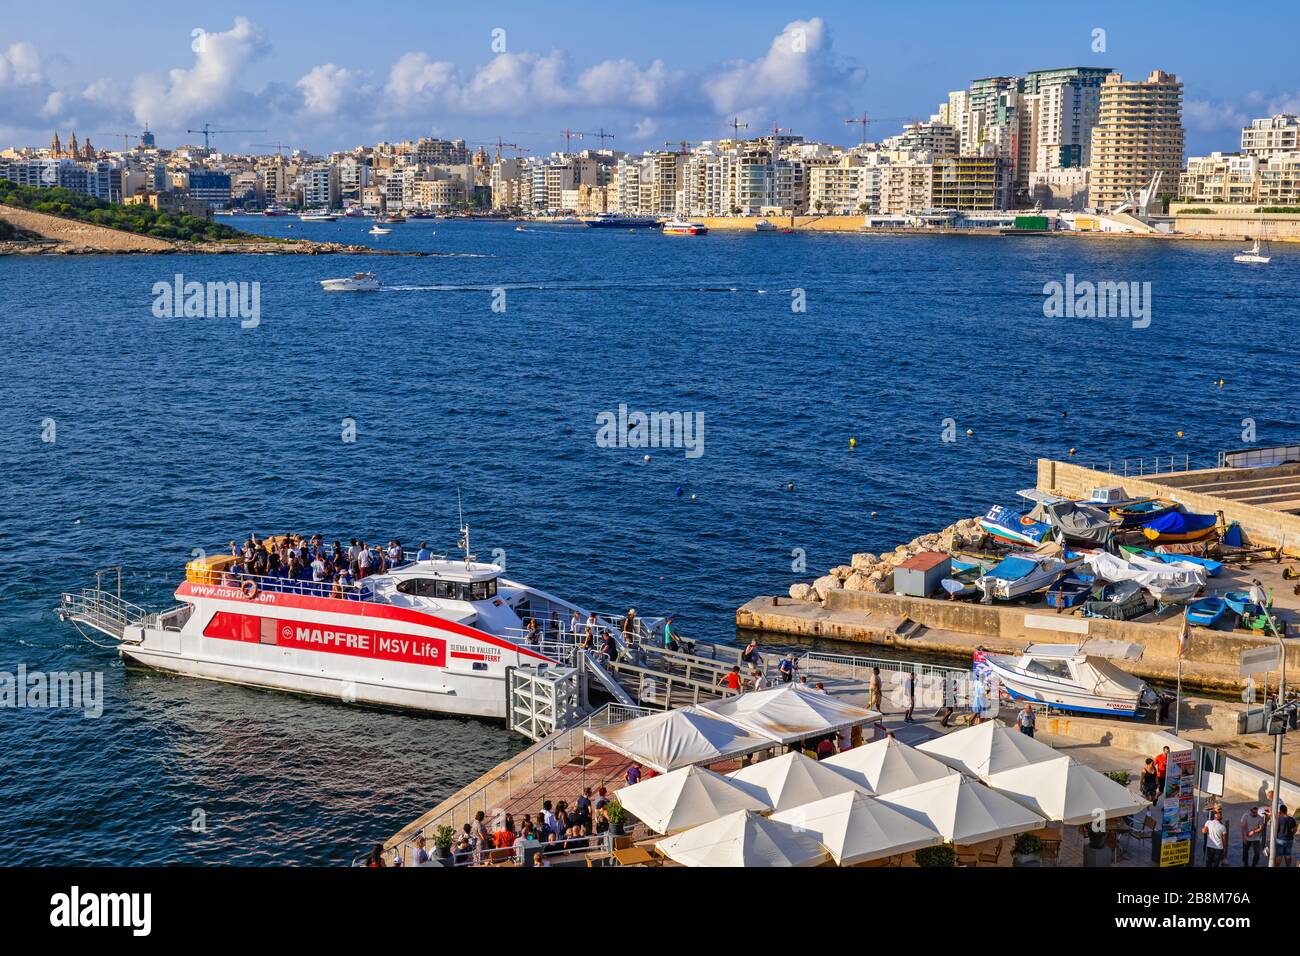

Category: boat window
[1026, 659, 1072, 680]
[397, 579, 439, 597]
[470, 579, 498, 601]
[435, 580, 456, 600]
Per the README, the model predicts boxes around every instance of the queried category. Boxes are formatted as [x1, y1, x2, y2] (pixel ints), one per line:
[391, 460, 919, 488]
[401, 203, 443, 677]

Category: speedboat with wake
[320, 272, 381, 292]
[57, 525, 661, 718]
[981, 640, 1158, 717]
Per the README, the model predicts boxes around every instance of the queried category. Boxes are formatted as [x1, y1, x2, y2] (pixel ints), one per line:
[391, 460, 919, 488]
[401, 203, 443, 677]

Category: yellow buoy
[1176, 431, 1183, 438]
[849, 437, 856, 449]
[966, 428, 973, 437]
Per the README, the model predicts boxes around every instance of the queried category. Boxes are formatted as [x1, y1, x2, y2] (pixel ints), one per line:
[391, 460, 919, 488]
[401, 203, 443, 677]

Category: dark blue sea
[0, 217, 1296, 864]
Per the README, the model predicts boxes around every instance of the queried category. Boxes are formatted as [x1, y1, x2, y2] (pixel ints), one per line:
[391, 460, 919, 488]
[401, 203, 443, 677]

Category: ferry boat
[299, 211, 338, 222]
[320, 272, 380, 292]
[263, 204, 292, 217]
[585, 213, 660, 229]
[57, 528, 644, 719]
[662, 218, 708, 236]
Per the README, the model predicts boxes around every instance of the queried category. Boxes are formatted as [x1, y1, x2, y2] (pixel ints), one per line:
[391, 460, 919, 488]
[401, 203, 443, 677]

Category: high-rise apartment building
[1088, 70, 1184, 212]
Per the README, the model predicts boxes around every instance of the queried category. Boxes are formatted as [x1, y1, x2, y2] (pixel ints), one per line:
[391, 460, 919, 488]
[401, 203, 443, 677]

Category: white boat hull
[983, 655, 1146, 716]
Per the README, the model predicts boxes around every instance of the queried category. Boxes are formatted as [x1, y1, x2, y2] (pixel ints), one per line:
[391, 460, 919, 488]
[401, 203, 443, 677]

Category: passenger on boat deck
[524, 618, 539, 645]
[356, 543, 374, 578]
[416, 541, 431, 561]
[387, 540, 403, 566]
[601, 628, 618, 661]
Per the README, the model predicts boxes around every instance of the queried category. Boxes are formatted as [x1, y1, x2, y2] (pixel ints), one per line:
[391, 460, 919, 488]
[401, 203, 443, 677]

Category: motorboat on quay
[1141, 510, 1220, 545]
[1083, 550, 1206, 605]
[1045, 574, 1095, 609]
[1107, 497, 1179, 527]
[977, 505, 1051, 548]
[975, 547, 1082, 603]
[1185, 596, 1229, 627]
[1119, 545, 1223, 577]
[57, 526, 663, 719]
[981, 640, 1158, 717]
[320, 272, 381, 292]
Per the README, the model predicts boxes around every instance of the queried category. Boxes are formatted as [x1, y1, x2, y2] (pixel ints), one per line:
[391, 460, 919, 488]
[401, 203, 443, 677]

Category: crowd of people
[1137, 745, 1296, 867]
[218, 532, 439, 598]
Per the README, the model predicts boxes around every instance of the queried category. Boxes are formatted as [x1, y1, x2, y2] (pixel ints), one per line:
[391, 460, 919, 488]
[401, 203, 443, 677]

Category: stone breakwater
[789, 517, 982, 604]
[0, 203, 405, 256]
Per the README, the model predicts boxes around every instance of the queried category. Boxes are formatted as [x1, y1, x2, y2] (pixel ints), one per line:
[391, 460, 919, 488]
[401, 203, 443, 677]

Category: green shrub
[914, 845, 956, 867]
[1013, 833, 1043, 856]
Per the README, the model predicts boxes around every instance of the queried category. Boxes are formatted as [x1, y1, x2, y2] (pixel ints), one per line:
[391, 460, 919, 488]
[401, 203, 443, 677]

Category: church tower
[67, 131, 79, 159]
[51, 131, 62, 157]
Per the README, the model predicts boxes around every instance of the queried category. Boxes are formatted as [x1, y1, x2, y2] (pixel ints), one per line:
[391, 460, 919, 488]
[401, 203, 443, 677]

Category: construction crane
[845, 112, 924, 145]
[663, 140, 699, 157]
[766, 122, 792, 139]
[559, 128, 616, 153]
[185, 123, 266, 151]
[252, 142, 299, 162]
[470, 139, 527, 162]
[98, 132, 136, 152]
[727, 116, 749, 139]
[589, 127, 616, 149]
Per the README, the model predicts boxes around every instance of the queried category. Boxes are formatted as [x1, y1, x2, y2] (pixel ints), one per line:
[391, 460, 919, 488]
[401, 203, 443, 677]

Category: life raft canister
[241, 579, 259, 600]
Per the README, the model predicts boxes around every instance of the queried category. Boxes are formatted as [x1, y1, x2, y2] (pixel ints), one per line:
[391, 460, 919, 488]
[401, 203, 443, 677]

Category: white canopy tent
[984, 755, 1149, 825]
[655, 809, 831, 868]
[770, 791, 943, 866]
[916, 720, 1061, 779]
[697, 683, 881, 745]
[879, 773, 1045, 845]
[823, 737, 956, 795]
[615, 765, 772, 835]
[583, 706, 772, 773]
[727, 751, 867, 811]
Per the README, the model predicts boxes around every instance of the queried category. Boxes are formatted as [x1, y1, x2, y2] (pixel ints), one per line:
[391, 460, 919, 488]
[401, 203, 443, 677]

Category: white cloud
[130, 16, 268, 126]
[0, 42, 44, 87]
[298, 63, 362, 115]
[1183, 98, 1249, 133]
[704, 18, 860, 116]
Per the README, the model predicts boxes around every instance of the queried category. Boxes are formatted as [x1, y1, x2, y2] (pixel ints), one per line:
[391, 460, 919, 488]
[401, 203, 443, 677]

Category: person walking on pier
[1275, 806, 1296, 867]
[1241, 807, 1264, 866]
[1140, 759, 1160, 805]
[1154, 746, 1170, 793]
[903, 672, 916, 723]
[868, 667, 882, 712]
[1202, 806, 1227, 867]
[778, 654, 797, 684]
[719, 665, 743, 694]
[1017, 704, 1036, 738]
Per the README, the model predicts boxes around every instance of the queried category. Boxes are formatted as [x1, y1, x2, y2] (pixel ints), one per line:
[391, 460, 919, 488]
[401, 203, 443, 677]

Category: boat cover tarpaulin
[1143, 511, 1217, 536]
[1044, 501, 1116, 546]
[1084, 552, 1206, 591]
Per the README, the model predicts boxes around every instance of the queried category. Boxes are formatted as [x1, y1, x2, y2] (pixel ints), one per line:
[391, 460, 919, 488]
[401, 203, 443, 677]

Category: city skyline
[4, 2, 1300, 157]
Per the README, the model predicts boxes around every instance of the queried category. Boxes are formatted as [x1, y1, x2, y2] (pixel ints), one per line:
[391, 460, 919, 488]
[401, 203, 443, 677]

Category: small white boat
[663, 218, 708, 236]
[299, 211, 338, 222]
[1083, 551, 1205, 604]
[515, 225, 528, 232]
[982, 641, 1157, 717]
[755, 219, 777, 232]
[1234, 239, 1271, 264]
[319, 272, 380, 292]
[975, 549, 1081, 602]
[369, 226, 392, 235]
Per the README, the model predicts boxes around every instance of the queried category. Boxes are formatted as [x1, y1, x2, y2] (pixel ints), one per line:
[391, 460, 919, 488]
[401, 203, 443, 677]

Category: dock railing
[797, 651, 975, 714]
[382, 702, 653, 867]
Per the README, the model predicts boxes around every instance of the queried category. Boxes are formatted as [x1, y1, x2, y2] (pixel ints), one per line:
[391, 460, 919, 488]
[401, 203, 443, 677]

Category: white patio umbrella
[656, 809, 831, 867]
[916, 719, 1060, 779]
[616, 764, 772, 835]
[984, 755, 1149, 825]
[879, 773, 1045, 845]
[823, 737, 956, 795]
[583, 706, 772, 772]
[770, 791, 942, 866]
[727, 751, 867, 811]
[698, 682, 881, 745]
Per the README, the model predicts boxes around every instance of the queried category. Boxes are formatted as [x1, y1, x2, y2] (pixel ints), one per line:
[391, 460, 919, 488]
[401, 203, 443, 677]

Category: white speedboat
[663, 218, 708, 235]
[320, 272, 381, 292]
[982, 641, 1157, 717]
[369, 225, 392, 235]
[754, 219, 777, 232]
[1234, 239, 1270, 264]
[975, 549, 1081, 602]
[58, 526, 656, 718]
[300, 211, 338, 222]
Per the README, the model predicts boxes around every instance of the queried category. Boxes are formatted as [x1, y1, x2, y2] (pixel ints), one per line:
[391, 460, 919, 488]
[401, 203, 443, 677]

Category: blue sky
[3, 0, 1298, 156]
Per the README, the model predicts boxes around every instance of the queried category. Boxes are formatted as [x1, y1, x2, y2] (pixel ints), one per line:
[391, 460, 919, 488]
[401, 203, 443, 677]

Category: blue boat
[1142, 510, 1219, 544]
[1185, 597, 1228, 627]
[1223, 590, 1267, 617]
[977, 505, 1051, 547]
[1119, 545, 1223, 577]
[1046, 574, 1095, 609]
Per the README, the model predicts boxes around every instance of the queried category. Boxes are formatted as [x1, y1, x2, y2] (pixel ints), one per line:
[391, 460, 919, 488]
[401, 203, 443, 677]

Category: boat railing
[57, 587, 156, 642]
[184, 569, 373, 602]
[377, 701, 654, 867]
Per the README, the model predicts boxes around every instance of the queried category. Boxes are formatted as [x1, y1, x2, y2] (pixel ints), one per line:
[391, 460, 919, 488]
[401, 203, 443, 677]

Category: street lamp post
[1257, 580, 1286, 868]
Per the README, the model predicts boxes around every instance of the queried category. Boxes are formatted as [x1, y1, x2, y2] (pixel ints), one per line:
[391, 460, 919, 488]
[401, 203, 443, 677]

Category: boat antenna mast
[456, 487, 474, 565]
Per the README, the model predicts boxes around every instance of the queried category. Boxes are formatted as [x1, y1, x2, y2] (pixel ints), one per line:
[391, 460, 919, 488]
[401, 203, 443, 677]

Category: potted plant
[914, 845, 955, 867]
[1105, 770, 1131, 786]
[1079, 823, 1108, 850]
[605, 798, 629, 836]
[1012, 833, 1043, 866]
[431, 824, 455, 861]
